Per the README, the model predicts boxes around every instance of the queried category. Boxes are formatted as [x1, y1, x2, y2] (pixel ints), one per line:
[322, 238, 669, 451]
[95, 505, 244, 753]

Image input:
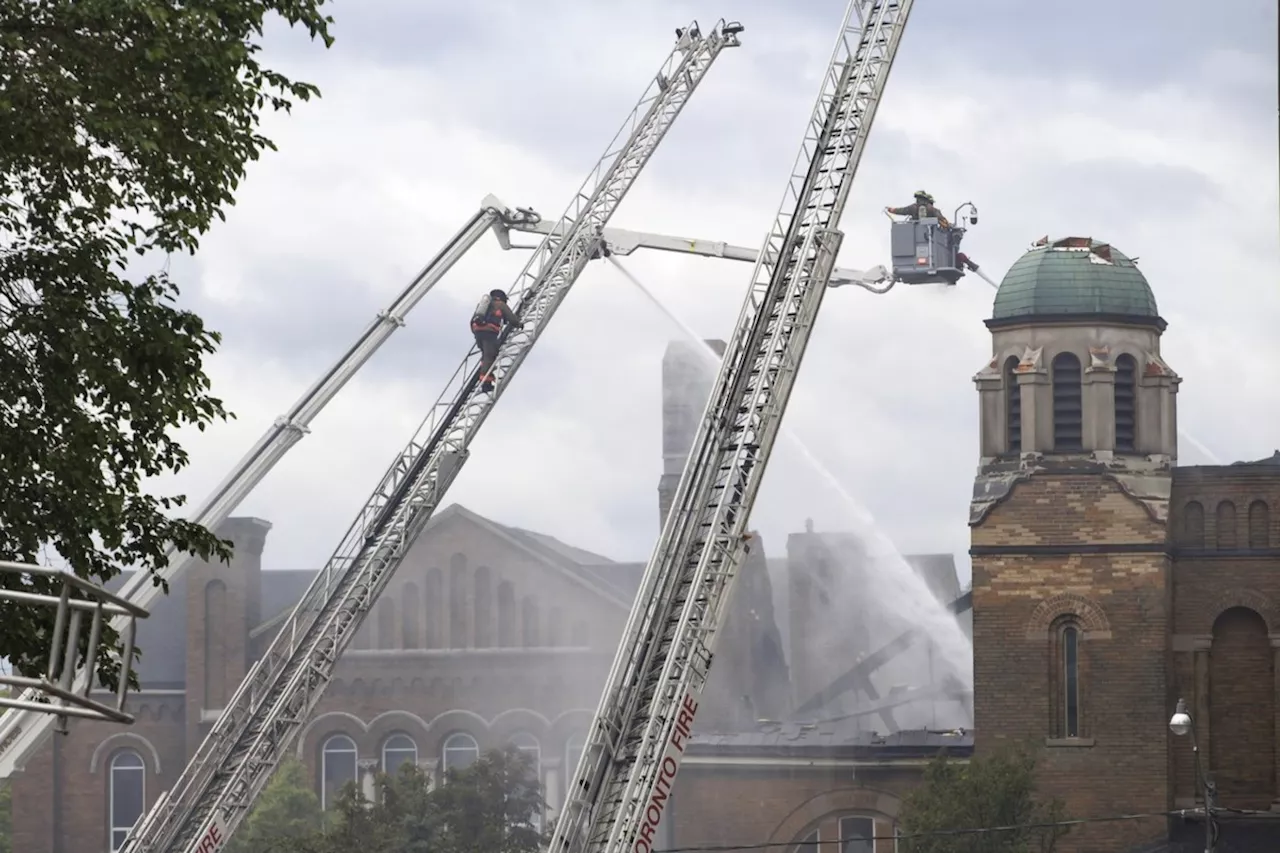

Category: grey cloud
[261, 0, 1275, 205]
[1015, 158, 1225, 222]
[787, 0, 1273, 95]
[168, 253, 484, 394]
[162, 0, 1276, 585]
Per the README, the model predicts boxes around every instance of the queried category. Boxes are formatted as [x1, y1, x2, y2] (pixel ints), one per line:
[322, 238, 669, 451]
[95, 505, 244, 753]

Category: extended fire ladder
[547, 4, 914, 853]
[0, 195, 542, 779]
[118, 21, 743, 853]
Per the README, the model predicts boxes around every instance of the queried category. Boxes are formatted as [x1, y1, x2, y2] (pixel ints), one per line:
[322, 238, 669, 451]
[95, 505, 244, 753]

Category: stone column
[544, 757, 563, 815]
[422, 758, 440, 792]
[1082, 368, 1116, 454]
[1017, 371, 1051, 453]
[1139, 373, 1180, 459]
[358, 758, 379, 803]
[974, 371, 1004, 460]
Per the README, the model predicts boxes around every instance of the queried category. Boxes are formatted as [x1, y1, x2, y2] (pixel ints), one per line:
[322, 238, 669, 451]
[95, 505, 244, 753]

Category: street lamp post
[1170, 698, 1218, 853]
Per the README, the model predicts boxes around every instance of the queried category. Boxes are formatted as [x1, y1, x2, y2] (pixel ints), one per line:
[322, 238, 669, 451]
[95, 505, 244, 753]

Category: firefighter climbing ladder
[116, 21, 742, 853]
[547, 3, 914, 853]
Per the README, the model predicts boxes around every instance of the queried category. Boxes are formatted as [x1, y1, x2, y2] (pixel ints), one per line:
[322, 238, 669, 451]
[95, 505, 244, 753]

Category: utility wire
[652, 806, 1280, 851]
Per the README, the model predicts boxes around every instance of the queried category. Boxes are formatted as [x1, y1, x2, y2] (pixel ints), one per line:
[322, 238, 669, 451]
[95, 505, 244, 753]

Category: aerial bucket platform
[891, 217, 966, 284]
[888, 201, 979, 286]
[0, 560, 149, 733]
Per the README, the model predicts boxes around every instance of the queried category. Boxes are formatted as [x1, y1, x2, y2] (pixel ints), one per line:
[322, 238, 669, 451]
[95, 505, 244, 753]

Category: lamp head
[1169, 698, 1193, 737]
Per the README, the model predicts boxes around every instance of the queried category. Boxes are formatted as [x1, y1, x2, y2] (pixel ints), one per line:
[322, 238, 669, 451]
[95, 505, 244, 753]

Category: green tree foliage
[897, 743, 1070, 853]
[0, 0, 334, 690]
[228, 758, 324, 853]
[269, 746, 545, 853]
[0, 778, 11, 853]
[0, 687, 9, 853]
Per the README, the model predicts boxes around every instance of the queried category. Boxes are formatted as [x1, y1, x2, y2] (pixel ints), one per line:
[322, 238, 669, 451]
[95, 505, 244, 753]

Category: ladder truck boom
[502, 219, 891, 290]
[0, 196, 539, 781]
[548, 4, 912, 853]
[121, 21, 742, 853]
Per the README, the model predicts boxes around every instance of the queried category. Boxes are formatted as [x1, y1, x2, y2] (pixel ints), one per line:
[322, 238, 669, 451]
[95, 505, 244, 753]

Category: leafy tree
[0, 685, 10, 853]
[228, 758, 324, 853]
[0, 0, 334, 691]
[0, 778, 10, 853]
[275, 746, 545, 853]
[424, 745, 545, 853]
[897, 743, 1070, 853]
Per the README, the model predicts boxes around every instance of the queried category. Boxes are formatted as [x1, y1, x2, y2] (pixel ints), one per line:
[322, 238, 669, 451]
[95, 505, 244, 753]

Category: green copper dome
[990, 237, 1160, 324]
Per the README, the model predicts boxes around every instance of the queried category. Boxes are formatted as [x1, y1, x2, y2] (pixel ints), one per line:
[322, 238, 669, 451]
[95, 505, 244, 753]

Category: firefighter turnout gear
[471, 290, 524, 392]
[886, 190, 951, 227]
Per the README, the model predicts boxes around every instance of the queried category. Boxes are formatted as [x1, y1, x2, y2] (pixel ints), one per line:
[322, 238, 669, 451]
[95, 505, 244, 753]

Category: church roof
[989, 236, 1162, 327]
[687, 721, 973, 758]
[111, 505, 645, 689]
[1232, 449, 1280, 467]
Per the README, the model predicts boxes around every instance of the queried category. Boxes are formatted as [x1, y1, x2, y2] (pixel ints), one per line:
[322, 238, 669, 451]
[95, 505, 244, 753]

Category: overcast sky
[147, 0, 1279, 587]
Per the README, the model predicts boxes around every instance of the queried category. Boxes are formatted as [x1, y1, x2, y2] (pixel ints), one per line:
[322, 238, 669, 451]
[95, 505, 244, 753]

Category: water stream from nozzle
[606, 256, 975, 693]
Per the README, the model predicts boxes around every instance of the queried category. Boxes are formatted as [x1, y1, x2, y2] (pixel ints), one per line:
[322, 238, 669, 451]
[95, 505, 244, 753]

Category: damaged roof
[990, 236, 1161, 325]
[688, 719, 973, 759]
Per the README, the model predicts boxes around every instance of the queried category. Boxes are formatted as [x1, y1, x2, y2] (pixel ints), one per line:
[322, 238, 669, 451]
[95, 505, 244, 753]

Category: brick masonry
[972, 460, 1280, 853]
[673, 763, 930, 853]
[973, 474, 1172, 853]
[1169, 465, 1280, 816]
[6, 505, 803, 853]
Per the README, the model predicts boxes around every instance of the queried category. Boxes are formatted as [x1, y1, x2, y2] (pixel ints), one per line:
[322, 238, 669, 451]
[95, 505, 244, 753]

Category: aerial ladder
[505, 200, 994, 292]
[116, 20, 743, 853]
[499, 218, 898, 291]
[546, 4, 914, 853]
[0, 199, 976, 784]
[0, 195, 546, 779]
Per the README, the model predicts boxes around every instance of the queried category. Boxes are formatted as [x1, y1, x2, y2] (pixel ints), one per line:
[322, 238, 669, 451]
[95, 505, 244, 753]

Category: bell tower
[969, 237, 1179, 852]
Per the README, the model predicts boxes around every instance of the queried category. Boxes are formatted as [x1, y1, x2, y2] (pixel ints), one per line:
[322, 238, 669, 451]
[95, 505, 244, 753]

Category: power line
[652, 806, 1280, 851]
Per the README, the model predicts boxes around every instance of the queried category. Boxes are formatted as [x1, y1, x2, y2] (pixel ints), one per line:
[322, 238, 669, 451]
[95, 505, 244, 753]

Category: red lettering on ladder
[194, 820, 224, 853]
[632, 693, 701, 853]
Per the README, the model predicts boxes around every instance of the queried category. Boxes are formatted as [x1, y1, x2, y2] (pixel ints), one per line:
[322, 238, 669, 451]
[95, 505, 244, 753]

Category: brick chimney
[657, 338, 727, 528]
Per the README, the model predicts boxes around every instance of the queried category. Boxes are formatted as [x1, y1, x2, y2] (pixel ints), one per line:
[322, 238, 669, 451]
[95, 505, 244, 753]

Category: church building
[5, 234, 1277, 853]
[969, 235, 1280, 852]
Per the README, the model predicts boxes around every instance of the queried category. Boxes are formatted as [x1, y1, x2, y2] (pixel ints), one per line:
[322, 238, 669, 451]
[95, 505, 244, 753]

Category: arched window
[509, 732, 543, 830]
[498, 582, 517, 647]
[1051, 352, 1082, 451]
[108, 750, 146, 852]
[838, 816, 874, 853]
[1114, 354, 1137, 452]
[1184, 501, 1206, 548]
[442, 732, 480, 775]
[425, 567, 443, 648]
[522, 597, 541, 647]
[321, 734, 358, 810]
[402, 582, 421, 649]
[382, 733, 418, 776]
[794, 829, 818, 853]
[1216, 501, 1238, 550]
[1249, 500, 1271, 549]
[1051, 622, 1082, 739]
[450, 555, 468, 648]
[1210, 607, 1275, 809]
[1003, 355, 1022, 454]
[509, 731, 541, 772]
[474, 566, 494, 647]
